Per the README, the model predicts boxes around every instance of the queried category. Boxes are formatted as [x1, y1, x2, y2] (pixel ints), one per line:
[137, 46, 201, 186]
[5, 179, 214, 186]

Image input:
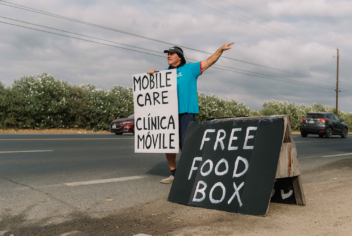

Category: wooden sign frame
[273, 115, 306, 207]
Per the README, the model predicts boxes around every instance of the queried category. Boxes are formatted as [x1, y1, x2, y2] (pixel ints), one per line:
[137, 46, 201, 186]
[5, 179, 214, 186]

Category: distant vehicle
[300, 112, 348, 138]
[110, 114, 134, 135]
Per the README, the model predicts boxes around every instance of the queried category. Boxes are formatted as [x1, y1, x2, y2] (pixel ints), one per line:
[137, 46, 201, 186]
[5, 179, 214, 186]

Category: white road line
[322, 153, 352, 158]
[0, 150, 53, 154]
[12, 184, 62, 191]
[295, 141, 320, 143]
[64, 175, 146, 186]
[11, 176, 146, 191]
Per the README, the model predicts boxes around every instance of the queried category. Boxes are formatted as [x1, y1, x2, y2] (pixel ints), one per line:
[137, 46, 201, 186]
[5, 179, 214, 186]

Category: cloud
[267, 0, 352, 17]
[0, 0, 351, 113]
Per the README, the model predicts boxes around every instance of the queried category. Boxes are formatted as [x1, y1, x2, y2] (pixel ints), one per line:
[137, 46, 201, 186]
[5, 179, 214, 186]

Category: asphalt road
[0, 132, 351, 234]
[0, 133, 174, 223]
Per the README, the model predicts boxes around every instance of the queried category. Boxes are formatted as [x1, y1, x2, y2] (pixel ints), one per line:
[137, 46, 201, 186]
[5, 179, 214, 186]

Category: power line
[211, 63, 352, 93]
[338, 54, 352, 64]
[0, 16, 163, 55]
[201, 61, 345, 89]
[193, 1, 352, 87]
[341, 52, 352, 61]
[2, 19, 352, 94]
[192, 0, 352, 86]
[191, 0, 333, 57]
[205, 0, 334, 55]
[0, 1, 182, 48]
[211, 65, 335, 91]
[221, 0, 352, 63]
[220, 0, 352, 63]
[0, 0, 346, 86]
[2, 16, 349, 90]
[0, 20, 167, 59]
[220, 0, 335, 54]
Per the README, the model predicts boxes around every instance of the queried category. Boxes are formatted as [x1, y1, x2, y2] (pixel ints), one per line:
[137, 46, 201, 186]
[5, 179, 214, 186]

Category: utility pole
[336, 48, 340, 116]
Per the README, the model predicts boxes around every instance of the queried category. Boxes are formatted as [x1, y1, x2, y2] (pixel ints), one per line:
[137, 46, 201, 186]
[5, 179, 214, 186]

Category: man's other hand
[221, 42, 234, 51]
[148, 69, 156, 74]
[201, 42, 235, 73]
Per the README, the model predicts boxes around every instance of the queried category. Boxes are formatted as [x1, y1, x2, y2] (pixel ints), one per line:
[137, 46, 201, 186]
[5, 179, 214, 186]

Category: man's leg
[161, 153, 177, 184]
[160, 113, 194, 184]
[165, 153, 177, 170]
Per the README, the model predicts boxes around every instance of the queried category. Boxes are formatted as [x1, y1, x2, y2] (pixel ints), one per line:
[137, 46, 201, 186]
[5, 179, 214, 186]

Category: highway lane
[0, 133, 178, 226]
[0, 134, 161, 182]
[293, 134, 352, 171]
[0, 132, 351, 226]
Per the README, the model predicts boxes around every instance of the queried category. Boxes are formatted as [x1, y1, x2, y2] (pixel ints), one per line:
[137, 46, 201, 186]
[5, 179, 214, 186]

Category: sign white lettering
[133, 69, 179, 153]
[189, 127, 256, 207]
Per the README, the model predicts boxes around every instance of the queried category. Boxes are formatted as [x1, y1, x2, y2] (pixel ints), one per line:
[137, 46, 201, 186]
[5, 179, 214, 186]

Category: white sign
[133, 69, 179, 153]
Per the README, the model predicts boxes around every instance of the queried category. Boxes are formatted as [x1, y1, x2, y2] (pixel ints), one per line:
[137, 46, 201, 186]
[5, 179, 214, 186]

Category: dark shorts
[179, 113, 195, 150]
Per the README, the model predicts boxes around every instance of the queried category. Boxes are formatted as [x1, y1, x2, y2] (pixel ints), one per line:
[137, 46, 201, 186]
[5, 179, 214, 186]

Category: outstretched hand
[221, 42, 235, 51]
[147, 69, 156, 74]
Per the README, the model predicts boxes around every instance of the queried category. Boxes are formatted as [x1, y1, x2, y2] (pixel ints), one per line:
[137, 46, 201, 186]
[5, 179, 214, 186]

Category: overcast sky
[1, 0, 352, 111]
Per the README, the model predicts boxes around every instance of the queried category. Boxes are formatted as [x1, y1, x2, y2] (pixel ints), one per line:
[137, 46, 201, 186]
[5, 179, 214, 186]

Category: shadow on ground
[146, 160, 180, 177]
[0, 193, 235, 236]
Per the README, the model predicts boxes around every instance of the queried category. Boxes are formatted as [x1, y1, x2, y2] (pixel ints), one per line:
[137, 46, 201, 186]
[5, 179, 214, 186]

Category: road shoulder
[2, 158, 352, 235]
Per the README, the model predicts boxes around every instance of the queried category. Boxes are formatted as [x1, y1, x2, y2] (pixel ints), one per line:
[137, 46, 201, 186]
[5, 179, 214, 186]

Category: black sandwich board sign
[168, 117, 285, 216]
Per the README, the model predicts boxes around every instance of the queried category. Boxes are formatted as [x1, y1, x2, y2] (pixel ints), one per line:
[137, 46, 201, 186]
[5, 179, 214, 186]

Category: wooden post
[292, 176, 306, 205]
[336, 48, 339, 116]
[274, 115, 306, 206]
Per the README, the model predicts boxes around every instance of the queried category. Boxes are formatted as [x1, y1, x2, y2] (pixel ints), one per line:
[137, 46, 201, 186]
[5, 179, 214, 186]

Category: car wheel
[341, 128, 348, 138]
[325, 127, 332, 138]
[319, 134, 324, 138]
[115, 133, 122, 135]
[301, 132, 307, 137]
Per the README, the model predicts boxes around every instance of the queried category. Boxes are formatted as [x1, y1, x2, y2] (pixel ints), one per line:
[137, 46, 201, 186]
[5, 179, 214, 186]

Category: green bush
[0, 81, 7, 129]
[196, 93, 251, 121]
[1, 74, 351, 132]
[0, 73, 133, 131]
[258, 100, 352, 131]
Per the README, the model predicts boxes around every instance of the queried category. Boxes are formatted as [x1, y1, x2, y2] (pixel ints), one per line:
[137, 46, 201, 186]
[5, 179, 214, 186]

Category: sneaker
[161, 175, 174, 184]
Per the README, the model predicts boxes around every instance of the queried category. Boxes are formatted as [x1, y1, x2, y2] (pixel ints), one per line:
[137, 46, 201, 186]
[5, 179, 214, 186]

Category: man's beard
[168, 61, 185, 69]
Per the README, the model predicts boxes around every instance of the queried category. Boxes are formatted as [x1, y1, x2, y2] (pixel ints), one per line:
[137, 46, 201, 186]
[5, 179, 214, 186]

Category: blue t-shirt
[168, 62, 202, 114]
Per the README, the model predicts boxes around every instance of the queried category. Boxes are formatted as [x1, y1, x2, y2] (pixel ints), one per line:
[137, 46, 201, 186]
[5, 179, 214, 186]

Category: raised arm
[201, 42, 234, 73]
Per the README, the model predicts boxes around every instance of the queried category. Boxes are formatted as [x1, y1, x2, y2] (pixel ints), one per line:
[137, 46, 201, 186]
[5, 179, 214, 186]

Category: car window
[128, 114, 134, 118]
[305, 114, 324, 119]
[326, 114, 332, 119]
[333, 114, 340, 121]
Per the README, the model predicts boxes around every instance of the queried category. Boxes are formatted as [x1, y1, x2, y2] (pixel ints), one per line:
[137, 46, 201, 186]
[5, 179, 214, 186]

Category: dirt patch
[304, 158, 352, 175]
[1, 165, 352, 236]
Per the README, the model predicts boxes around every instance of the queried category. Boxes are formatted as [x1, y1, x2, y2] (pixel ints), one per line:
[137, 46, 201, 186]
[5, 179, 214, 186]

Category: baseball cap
[164, 46, 186, 64]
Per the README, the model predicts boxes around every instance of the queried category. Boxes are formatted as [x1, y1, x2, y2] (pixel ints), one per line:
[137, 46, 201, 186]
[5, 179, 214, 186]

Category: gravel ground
[1, 157, 352, 236]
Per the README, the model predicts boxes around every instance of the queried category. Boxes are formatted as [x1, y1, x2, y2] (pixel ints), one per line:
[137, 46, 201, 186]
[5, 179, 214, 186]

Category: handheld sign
[133, 69, 179, 153]
[168, 117, 284, 216]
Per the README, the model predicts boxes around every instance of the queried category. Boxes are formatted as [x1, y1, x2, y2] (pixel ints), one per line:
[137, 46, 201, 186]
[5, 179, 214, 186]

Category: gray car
[300, 112, 348, 138]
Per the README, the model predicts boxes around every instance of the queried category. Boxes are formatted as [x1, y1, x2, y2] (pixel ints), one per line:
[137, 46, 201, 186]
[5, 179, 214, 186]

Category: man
[148, 42, 234, 184]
